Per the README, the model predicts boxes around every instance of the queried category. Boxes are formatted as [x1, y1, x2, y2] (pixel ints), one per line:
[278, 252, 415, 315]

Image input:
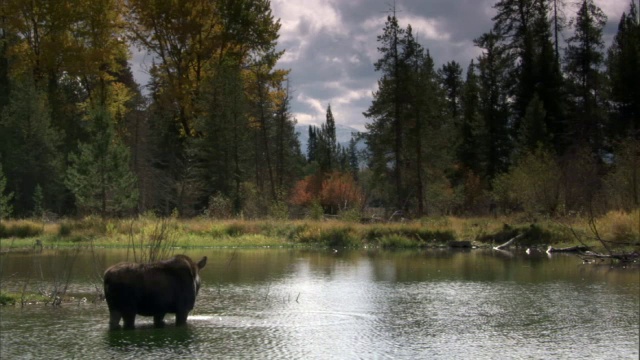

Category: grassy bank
[1, 210, 638, 253]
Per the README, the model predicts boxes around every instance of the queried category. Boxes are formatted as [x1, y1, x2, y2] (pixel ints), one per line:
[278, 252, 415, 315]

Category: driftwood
[493, 233, 525, 250]
[578, 251, 640, 263]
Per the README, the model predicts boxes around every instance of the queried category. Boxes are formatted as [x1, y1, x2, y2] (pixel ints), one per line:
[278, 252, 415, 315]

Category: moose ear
[197, 256, 207, 270]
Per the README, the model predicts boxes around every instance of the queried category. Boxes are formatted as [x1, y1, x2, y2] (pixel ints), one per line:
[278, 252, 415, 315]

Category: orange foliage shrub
[289, 172, 363, 214]
[319, 172, 364, 214]
[289, 174, 323, 207]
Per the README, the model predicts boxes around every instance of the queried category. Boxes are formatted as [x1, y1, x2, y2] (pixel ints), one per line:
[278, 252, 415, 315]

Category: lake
[1, 248, 638, 359]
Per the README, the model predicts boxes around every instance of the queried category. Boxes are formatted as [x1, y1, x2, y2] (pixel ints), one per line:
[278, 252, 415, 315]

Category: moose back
[103, 255, 207, 329]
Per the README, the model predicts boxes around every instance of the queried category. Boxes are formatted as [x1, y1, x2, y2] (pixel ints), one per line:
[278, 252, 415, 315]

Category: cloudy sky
[128, 1, 632, 132]
[268, 0, 632, 131]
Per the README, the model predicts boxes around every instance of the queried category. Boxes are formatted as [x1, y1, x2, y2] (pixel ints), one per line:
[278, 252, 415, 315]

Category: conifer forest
[0, 0, 638, 220]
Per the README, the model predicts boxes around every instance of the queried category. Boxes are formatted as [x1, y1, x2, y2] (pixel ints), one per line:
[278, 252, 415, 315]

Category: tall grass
[127, 218, 179, 263]
[0, 220, 43, 238]
[597, 210, 640, 244]
[0, 212, 637, 252]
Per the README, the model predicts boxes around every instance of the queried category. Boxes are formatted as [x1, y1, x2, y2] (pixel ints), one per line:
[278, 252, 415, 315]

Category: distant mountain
[295, 124, 365, 155]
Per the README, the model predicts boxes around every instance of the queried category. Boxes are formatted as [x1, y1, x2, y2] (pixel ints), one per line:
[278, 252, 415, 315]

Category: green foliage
[492, 147, 562, 216]
[206, 192, 234, 219]
[32, 184, 44, 219]
[321, 226, 359, 248]
[603, 138, 640, 211]
[308, 201, 324, 220]
[0, 293, 16, 306]
[477, 223, 564, 246]
[268, 201, 289, 220]
[378, 234, 416, 249]
[0, 163, 13, 220]
[517, 94, 550, 155]
[0, 78, 63, 216]
[58, 223, 72, 237]
[339, 208, 362, 223]
[238, 182, 269, 219]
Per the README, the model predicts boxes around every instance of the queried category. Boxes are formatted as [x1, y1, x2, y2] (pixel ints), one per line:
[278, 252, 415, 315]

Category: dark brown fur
[103, 255, 207, 330]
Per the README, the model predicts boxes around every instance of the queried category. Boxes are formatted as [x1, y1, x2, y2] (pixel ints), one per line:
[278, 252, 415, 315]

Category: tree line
[0, 0, 638, 220]
[363, 0, 639, 217]
[1, 0, 305, 219]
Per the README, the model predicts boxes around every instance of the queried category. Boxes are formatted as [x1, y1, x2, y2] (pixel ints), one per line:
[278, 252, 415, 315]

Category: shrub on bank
[476, 223, 566, 246]
[363, 224, 454, 245]
[58, 216, 108, 236]
[0, 292, 16, 306]
[377, 234, 416, 249]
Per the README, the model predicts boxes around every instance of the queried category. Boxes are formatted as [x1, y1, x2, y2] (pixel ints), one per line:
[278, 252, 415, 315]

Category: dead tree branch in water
[493, 232, 525, 250]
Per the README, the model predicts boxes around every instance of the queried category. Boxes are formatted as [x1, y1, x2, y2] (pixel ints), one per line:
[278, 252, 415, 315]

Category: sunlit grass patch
[598, 210, 640, 244]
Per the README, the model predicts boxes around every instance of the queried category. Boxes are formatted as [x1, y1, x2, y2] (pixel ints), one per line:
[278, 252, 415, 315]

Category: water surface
[1, 248, 638, 359]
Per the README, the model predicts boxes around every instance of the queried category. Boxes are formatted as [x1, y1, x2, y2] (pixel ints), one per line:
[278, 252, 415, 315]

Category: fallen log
[493, 233, 525, 250]
[546, 245, 589, 253]
[449, 241, 472, 249]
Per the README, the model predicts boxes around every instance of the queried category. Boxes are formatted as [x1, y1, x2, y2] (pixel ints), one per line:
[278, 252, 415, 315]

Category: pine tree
[65, 106, 138, 217]
[0, 77, 64, 216]
[307, 126, 318, 163]
[317, 104, 338, 173]
[491, 0, 565, 150]
[0, 15, 10, 116]
[195, 61, 250, 214]
[32, 184, 44, 219]
[517, 94, 550, 156]
[564, 0, 608, 152]
[551, 0, 569, 63]
[475, 31, 512, 179]
[403, 30, 433, 216]
[532, 0, 566, 153]
[347, 137, 360, 180]
[458, 60, 486, 176]
[607, 1, 640, 138]
[492, 0, 539, 121]
[439, 61, 464, 120]
[364, 11, 407, 210]
[273, 80, 304, 193]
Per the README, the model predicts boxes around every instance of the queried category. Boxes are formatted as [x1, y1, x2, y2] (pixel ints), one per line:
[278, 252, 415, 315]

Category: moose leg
[175, 311, 188, 326]
[108, 311, 122, 330]
[153, 314, 166, 328]
[122, 313, 136, 330]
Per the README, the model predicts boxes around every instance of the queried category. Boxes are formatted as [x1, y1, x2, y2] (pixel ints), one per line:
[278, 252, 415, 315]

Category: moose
[103, 255, 207, 330]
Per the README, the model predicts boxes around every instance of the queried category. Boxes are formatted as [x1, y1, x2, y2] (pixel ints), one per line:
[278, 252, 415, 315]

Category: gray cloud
[271, 0, 629, 131]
